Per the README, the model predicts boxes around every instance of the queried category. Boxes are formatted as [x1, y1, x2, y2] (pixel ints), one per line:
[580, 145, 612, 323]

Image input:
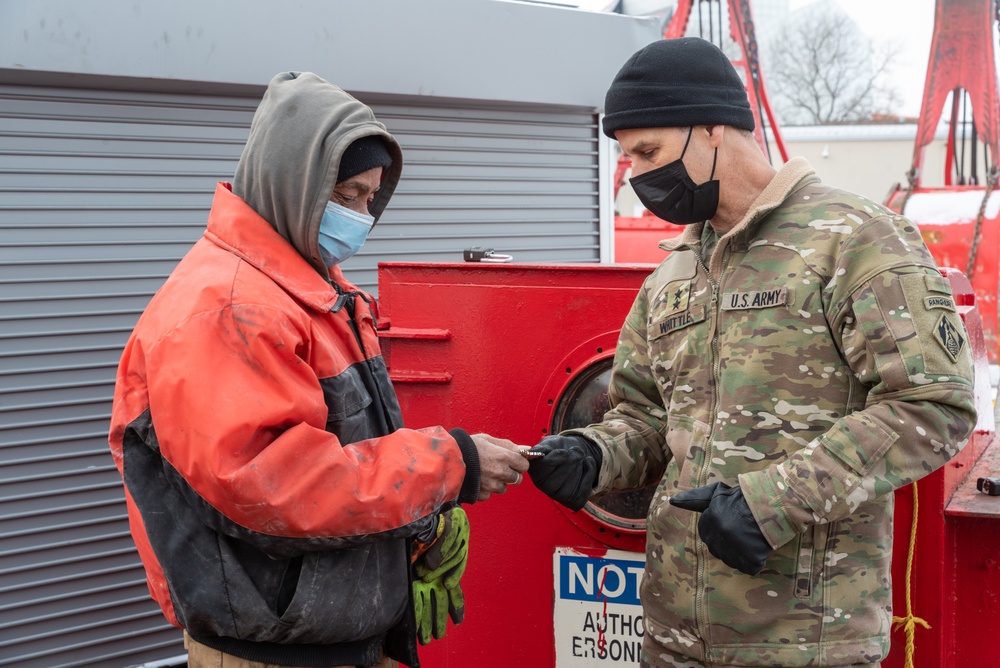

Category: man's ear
[704, 124, 726, 148]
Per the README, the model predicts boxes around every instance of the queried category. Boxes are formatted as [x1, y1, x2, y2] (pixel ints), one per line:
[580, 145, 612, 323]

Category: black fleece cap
[602, 37, 755, 139]
[337, 135, 394, 183]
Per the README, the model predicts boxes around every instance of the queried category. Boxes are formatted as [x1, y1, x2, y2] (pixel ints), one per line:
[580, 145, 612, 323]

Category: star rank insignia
[662, 281, 690, 314]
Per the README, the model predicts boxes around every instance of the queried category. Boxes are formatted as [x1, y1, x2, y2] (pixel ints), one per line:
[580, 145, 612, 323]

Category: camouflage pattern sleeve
[568, 283, 671, 493]
[740, 214, 978, 549]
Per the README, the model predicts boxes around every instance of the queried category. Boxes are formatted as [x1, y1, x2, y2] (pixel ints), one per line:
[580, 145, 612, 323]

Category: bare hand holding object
[470, 433, 529, 501]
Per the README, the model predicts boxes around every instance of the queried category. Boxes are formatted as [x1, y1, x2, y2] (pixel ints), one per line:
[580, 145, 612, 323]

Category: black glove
[527, 434, 602, 511]
[670, 482, 773, 576]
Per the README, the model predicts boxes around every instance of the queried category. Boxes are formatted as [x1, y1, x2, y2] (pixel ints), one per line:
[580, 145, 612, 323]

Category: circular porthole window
[550, 358, 656, 532]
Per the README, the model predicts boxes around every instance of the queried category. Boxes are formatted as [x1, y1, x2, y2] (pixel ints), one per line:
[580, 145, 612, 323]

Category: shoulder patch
[925, 274, 952, 294]
[659, 280, 691, 315]
[935, 313, 966, 362]
[924, 295, 955, 311]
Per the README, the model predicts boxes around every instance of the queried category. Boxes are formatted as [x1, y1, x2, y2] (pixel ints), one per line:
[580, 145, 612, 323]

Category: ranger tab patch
[924, 295, 955, 311]
[721, 287, 788, 311]
[935, 313, 966, 362]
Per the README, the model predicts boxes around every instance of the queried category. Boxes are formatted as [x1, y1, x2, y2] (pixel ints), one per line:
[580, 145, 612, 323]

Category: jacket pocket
[664, 413, 711, 490]
[320, 364, 374, 444]
[208, 535, 409, 644]
[648, 301, 710, 402]
[822, 413, 897, 477]
[273, 541, 409, 643]
[322, 364, 373, 420]
[793, 523, 829, 599]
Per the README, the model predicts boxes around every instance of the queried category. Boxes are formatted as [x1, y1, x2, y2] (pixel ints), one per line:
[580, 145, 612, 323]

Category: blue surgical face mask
[318, 200, 375, 266]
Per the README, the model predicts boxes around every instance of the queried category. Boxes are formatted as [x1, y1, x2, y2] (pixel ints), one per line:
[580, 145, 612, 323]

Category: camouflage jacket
[573, 158, 977, 666]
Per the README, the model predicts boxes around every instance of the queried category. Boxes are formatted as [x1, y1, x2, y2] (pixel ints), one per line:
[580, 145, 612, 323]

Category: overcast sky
[790, 0, 936, 117]
[555, 0, 989, 119]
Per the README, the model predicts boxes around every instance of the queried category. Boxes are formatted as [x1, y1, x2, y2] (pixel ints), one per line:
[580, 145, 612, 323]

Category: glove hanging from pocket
[411, 506, 471, 642]
[412, 578, 451, 645]
[414, 506, 470, 583]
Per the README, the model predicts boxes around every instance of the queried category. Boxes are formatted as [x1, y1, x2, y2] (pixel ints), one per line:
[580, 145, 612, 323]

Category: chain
[898, 167, 918, 217]
[966, 166, 998, 278]
[738, 0, 761, 87]
[734, 0, 773, 162]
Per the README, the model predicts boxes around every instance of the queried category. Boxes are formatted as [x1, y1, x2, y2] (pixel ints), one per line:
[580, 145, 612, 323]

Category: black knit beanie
[337, 135, 394, 183]
[602, 37, 755, 139]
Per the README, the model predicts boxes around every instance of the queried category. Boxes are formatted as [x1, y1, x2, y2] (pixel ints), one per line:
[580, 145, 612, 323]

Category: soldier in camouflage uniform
[526, 38, 977, 668]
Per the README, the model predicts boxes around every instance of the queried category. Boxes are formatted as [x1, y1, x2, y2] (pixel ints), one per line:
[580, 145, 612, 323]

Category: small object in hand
[977, 477, 1000, 496]
[518, 446, 545, 459]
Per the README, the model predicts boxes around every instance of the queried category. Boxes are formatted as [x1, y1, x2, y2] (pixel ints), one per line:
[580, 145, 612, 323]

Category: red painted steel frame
[908, 0, 999, 186]
[886, 0, 1000, 364]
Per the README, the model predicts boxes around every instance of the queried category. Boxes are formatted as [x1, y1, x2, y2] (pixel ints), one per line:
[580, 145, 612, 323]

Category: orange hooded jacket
[108, 73, 479, 667]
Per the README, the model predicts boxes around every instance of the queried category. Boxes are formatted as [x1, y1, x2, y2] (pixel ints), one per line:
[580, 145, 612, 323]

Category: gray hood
[233, 72, 403, 278]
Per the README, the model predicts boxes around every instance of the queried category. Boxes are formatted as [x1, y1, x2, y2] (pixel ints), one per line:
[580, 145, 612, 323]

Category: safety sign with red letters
[553, 547, 646, 666]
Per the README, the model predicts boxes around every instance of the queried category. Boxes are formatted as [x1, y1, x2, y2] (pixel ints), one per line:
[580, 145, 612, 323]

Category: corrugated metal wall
[0, 83, 600, 667]
[352, 101, 602, 287]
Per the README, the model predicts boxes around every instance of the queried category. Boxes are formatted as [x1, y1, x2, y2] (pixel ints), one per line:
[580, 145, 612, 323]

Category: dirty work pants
[640, 640, 880, 668]
[185, 632, 399, 668]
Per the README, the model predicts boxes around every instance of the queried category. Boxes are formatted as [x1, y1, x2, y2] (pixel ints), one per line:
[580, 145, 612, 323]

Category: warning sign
[553, 547, 646, 667]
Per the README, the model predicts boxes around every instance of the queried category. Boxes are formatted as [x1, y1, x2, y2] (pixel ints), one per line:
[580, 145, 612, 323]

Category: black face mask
[628, 127, 719, 226]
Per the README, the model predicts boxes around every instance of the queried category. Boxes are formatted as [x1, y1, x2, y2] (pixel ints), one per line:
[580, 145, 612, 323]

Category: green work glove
[411, 506, 470, 640]
[414, 507, 470, 586]
[412, 577, 450, 645]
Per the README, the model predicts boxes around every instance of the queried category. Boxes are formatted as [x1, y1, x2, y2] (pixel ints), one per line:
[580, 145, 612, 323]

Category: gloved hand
[527, 434, 603, 511]
[670, 482, 773, 575]
[411, 507, 470, 643]
[412, 577, 452, 645]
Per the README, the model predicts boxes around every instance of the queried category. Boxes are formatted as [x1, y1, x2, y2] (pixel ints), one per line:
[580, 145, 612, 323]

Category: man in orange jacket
[109, 72, 527, 668]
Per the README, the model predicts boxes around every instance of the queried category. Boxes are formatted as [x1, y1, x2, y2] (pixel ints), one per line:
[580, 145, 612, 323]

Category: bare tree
[766, 5, 901, 125]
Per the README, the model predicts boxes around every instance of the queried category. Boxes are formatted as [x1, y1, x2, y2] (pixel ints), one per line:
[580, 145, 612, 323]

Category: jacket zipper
[693, 244, 728, 655]
[330, 282, 396, 431]
[330, 282, 366, 347]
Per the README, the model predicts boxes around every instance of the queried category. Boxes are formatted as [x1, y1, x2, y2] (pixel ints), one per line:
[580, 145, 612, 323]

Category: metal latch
[463, 246, 513, 263]
[977, 477, 1000, 496]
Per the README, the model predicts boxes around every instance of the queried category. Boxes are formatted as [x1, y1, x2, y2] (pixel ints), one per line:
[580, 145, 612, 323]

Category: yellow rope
[891, 482, 931, 668]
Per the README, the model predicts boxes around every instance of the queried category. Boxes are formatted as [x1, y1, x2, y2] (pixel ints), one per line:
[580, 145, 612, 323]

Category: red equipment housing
[379, 263, 649, 667]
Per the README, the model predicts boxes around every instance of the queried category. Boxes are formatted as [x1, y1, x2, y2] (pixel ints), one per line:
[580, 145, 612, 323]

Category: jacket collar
[203, 182, 342, 312]
[661, 157, 816, 252]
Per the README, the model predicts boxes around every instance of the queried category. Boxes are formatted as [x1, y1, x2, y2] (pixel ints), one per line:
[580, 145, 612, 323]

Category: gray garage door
[0, 82, 600, 667]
